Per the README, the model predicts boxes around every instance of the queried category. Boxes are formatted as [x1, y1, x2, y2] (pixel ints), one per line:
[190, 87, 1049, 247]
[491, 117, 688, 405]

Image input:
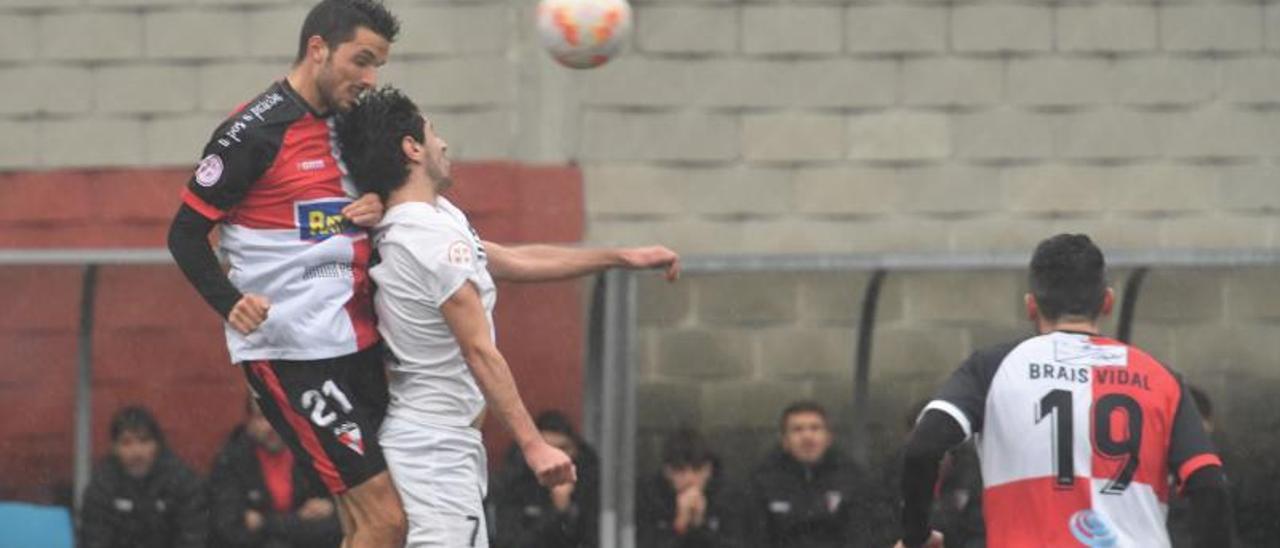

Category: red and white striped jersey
[924, 331, 1220, 547]
[181, 80, 378, 362]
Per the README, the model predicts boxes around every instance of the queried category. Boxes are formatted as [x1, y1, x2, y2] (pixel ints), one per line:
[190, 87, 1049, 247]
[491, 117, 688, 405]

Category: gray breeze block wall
[2, 0, 1279, 476]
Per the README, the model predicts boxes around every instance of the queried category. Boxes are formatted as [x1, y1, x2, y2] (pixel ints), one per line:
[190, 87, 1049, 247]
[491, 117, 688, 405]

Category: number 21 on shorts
[300, 380, 354, 427]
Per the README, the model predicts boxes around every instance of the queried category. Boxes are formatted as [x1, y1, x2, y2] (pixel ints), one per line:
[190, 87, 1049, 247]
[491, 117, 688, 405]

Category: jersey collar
[278, 78, 328, 119]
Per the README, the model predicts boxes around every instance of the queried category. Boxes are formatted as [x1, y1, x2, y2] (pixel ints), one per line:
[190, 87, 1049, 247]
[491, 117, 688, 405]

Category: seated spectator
[79, 405, 207, 548]
[491, 410, 599, 548]
[637, 427, 737, 548]
[208, 396, 341, 548]
[743, 400, 875, 548]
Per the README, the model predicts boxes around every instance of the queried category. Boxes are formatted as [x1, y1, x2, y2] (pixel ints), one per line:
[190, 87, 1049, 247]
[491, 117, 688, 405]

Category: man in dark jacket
[208, 397, 342, 548]
[80, 405, 208, 548]
[743, 401, 873, 548]
[637, 427, 738, 548]
[491, 411, 600, 548]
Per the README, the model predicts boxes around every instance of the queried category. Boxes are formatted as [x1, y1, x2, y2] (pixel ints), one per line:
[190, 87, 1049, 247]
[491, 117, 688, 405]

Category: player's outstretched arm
[441, 281, 577, 488]
[897, 409, 965, 548]
[483, 241, 680, 283]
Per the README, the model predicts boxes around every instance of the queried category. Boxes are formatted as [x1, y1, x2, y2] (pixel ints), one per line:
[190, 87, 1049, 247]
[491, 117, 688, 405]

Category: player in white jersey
[895, 234, 1232, 548]
[335, 86, 681, 547]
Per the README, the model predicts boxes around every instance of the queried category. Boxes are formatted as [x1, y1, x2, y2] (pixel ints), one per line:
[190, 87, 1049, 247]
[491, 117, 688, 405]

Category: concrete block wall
[0, 0, 523, 167]
[635, 265, 1280, 482]
[3, 0, 1280, 485]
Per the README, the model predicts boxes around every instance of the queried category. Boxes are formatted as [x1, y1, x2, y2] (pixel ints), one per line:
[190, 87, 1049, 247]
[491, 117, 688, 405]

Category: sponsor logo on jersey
[298, 158, 326, 171]
[334, 421, 365, 456]
[195, 154, 223, 187]
[247, 92, 284, 121]
[296, 199, 357, 242]
[1054, 337, 1127, 367]
[1068, 509, 1118, 547]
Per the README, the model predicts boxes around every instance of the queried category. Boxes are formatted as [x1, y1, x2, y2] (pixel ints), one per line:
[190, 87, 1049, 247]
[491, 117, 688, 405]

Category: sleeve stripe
[181, 188, 227, 221]
[921, 400, 972, 439]
[1178, 453, 1223, 485]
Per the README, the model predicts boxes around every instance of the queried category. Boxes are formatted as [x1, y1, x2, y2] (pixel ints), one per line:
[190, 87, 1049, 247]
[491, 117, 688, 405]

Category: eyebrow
[354, 48, 386, 66]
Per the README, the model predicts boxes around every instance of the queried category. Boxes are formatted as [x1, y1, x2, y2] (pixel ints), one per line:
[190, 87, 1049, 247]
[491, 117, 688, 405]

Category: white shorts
[380, 416, 489, 548]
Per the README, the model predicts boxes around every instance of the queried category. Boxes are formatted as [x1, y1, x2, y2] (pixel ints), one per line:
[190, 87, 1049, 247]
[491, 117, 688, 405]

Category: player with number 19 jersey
[922, 330, 1221, 547]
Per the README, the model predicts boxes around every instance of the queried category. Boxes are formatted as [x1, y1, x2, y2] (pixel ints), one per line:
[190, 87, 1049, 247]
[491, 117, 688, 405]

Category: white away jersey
[923, 331, 1221, 548]
[369, 198, 494, 428]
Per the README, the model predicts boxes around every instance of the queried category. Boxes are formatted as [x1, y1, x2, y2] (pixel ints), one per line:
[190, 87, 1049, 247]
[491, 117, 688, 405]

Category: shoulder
[89, 458, 124, 488]
[955, 337, 1031, 382]
[969, 338, 1027, 368]
[206, 84, 305, 153]
[380, 207, 474, 258]
[750, 450, 788, 481]
[157, 452, 203, 489]
[211, 429, 253, 470]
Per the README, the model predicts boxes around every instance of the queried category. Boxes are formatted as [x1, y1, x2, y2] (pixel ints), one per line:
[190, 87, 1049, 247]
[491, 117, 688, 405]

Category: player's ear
[401, 134, 421, 162]
[307, 35, 329, 64]
[1100, 287, 1115, 317]
[1024, 293, 1039, 322]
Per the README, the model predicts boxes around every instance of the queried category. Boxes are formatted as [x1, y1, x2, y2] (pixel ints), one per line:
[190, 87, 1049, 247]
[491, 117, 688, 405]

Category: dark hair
[109, 405, 164, 445]
[535, 410, 579, 439]
[335, 86, 424, 200]
[661, 428, 715, 468]
[779, 400, 828, 432]
[1188, 385, 1213, 421]
[1029, 233, 1108, 321]
[295, 0, 400, 64]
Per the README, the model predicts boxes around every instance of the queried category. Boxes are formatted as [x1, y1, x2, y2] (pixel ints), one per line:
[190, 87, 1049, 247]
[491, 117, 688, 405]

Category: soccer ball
[536, 0, 632, 69]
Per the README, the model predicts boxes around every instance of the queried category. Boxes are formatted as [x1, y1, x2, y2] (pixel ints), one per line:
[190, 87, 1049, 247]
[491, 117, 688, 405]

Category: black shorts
[243, 344, 389, 495]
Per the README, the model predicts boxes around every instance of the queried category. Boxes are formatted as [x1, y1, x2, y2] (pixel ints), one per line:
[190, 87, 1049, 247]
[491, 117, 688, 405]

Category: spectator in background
[637, 427, 737, 548]
[491, 411, 600, 548]
[79, 405, 207, 548]
[208, 396, 341, 547]
[743, 401, 874, 548]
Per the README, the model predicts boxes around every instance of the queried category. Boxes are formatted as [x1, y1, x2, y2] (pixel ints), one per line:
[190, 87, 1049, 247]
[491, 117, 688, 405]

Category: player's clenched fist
[524, 441, 577, 488]
[619, 245, 681, 281]
[228, 294, 271, 335]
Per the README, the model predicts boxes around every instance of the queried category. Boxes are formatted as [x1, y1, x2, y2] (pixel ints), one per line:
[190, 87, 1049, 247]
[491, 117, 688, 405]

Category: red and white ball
[536, 0, 632, 69]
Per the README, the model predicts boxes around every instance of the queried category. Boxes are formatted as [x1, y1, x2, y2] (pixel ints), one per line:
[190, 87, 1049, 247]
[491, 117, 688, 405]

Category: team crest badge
[195, 154, 223, 187]
[334, 422, 365, 456]
[824, 491, 842, 513]
[448, 241, 473, 266]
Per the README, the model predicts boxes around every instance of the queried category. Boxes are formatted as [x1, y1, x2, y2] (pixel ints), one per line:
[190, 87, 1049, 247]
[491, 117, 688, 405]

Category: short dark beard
[315, 59, 340, 113]
[428, 162, 452, 193]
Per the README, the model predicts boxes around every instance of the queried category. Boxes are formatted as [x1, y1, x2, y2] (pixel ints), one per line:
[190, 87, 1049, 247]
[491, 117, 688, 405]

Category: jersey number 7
[1037, 389, 1143, 494]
